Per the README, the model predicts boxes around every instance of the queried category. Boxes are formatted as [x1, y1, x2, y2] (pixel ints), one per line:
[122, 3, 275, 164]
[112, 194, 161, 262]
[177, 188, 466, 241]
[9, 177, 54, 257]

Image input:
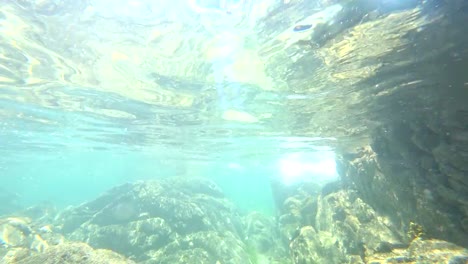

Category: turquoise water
[0, 143, 337, 215]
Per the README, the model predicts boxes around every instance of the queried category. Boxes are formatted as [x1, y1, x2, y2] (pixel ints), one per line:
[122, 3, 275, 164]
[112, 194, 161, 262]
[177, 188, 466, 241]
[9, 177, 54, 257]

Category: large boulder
[55, 177, 250, 262]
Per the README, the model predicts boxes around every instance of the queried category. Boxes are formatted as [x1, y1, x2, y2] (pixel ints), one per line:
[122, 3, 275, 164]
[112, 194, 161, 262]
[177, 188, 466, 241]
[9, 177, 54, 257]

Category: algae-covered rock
[289, 226, 346, 264]
[0, 217, 35, 248]
[277, 184, 407, 263]
[0, 217, 58, 254]
[0, 216, 135, 264]
[6, 242, 135, 264]
[56, 177, 246, 261]
[282, 183, 468, 264]
[242, 211, 290, 263]
[367, 238, 468, 263]
[278, 210, 302, 244]
[69, 217, 173, 259]
[315, 190, 405, 256]
[338, 130, 468, 248]
[243, 211, 278, 253]
[273, 182, 321, 246]
[145, 230, 251, 264]
[407, 239, 468, 263]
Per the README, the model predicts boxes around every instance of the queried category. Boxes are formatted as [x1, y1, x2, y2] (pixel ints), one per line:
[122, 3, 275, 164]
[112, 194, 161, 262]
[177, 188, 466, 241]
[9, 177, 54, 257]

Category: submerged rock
[4, 242, 135, 264]
[281, 187, 405, 263]
[55, 177, 250, 262]
[290, 225, 347, 264]
[279, 184, 468, 263]
[243, 211, 278, 253]
[0, 215, 136, 264]
[69, 217, 173, 259]
[273, 181, 321, 246]
[338, 137, 468, 248]
[145, 230, 250, 264]
[315, 190, 405, 257]
[367, 238, 468, 263]
[243, 211, 290, 263]
[0, 216, 135, 263]
[0, 216, 56, 255]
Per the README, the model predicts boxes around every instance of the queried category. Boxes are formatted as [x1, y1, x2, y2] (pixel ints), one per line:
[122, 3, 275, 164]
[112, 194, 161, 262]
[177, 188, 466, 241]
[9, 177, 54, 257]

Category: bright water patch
[277, 150, 338, 186]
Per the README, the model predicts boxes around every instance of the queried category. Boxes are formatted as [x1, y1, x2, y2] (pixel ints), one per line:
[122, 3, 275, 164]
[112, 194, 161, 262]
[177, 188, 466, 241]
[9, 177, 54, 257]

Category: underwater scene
[1, 0, 468, 263]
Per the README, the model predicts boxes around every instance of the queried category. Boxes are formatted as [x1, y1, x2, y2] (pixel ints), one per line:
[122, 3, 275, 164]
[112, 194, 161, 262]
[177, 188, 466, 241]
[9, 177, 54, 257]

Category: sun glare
[278, 151, 338, 186]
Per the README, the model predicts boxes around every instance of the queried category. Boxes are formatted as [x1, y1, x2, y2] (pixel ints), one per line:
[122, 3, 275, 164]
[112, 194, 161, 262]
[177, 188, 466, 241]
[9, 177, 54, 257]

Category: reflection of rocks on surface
[55, 177, 255, 263]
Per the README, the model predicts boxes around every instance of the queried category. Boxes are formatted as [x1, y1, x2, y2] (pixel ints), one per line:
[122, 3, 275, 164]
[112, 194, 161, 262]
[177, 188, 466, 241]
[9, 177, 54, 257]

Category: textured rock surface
[276, 182, 321, 244]
[0, 216, 134, 264]
[144, 230, 250, 264]
[243, 211, 279, 253]
[0, 216, 60, 257]
[337, 133, 468, 248]
[277, 183, 468, 263]
[6, 242, 135, 264]
[367, 238, 468, 264]
[277, 184, 407, 263]
[327, 0, 468, 250]
[242, 211, 290, 263]
[315, 190, 405, 257]
[257, 0, 468, 255]
[289, 225, 346, 264]
[56, 177, 252, 262]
